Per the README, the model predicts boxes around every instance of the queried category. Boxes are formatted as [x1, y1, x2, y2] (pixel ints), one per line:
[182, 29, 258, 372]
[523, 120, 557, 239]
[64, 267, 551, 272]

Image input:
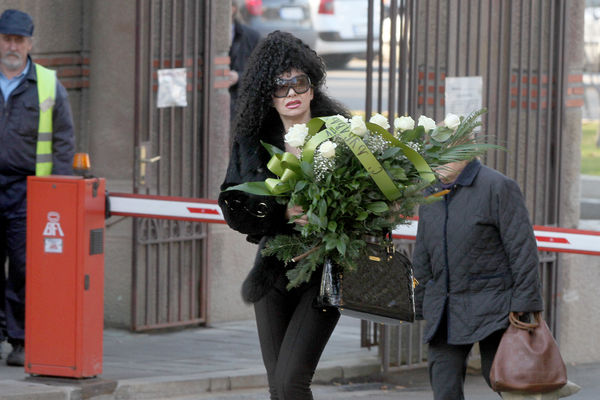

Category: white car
[238, 0, 317, 50]
[585, 0, 600, 72]
[309, 0, 381, 68]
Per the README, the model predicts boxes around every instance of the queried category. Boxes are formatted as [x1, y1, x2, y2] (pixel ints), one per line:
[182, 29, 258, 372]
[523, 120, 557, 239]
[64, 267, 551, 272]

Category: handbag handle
[509, 311, 541, 331]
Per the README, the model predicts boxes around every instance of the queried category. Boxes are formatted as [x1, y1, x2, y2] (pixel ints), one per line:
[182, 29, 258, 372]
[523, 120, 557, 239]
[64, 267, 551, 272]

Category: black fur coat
[218, 130, 295, 303]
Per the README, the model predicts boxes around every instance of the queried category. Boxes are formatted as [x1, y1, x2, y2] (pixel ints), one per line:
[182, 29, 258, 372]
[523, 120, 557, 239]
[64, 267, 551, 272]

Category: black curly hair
[232, 30, 350, 141]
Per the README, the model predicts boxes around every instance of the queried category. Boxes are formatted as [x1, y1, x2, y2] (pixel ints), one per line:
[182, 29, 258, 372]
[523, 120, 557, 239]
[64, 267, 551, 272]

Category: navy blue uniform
[0, 57, 74, 346]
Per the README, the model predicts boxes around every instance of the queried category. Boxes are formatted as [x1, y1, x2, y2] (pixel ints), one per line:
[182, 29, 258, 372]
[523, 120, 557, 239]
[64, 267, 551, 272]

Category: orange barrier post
[25, 176, 105, 378]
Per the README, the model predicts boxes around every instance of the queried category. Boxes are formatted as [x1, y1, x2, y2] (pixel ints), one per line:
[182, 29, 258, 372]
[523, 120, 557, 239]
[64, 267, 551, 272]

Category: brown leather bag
[490, 312, 567, 393]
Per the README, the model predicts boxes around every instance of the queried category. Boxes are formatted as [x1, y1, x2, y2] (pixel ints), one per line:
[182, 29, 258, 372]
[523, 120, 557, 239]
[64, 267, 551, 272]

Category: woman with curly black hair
[218, 30, 350, 400]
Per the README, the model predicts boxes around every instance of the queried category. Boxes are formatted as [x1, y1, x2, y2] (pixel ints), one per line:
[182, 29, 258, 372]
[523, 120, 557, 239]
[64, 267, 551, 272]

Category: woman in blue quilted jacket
[412, 158, 544, 399]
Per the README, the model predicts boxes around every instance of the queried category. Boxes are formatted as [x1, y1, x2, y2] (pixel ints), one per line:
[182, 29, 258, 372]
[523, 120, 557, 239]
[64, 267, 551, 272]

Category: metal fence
[132, 0, 210, 331]
[364, 0, 570, 372]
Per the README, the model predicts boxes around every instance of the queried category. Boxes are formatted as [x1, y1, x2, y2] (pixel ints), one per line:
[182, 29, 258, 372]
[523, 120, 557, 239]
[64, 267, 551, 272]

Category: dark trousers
[428, 315, 504, 400]
[254, 271, 340, 400]
[0, 179, 27, 345]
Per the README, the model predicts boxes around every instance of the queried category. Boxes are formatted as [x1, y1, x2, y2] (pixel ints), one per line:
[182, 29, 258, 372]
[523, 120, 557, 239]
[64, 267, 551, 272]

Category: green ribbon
[262, 151, 303, 195]
[320, 117, 403, 201]
[366, 122, 435, 183]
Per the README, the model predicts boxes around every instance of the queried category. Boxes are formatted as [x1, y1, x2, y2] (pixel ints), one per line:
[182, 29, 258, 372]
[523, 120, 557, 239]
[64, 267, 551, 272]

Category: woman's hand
[286, 205, 308, 226]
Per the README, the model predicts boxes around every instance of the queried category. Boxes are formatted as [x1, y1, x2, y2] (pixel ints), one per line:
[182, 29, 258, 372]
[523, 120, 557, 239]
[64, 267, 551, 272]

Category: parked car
[308, 0, 381, 69]
[237, 0, 317, 49]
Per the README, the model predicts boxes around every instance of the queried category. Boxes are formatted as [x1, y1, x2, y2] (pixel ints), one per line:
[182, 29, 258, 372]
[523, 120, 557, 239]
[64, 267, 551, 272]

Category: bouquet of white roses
[226, 108, 497, 289]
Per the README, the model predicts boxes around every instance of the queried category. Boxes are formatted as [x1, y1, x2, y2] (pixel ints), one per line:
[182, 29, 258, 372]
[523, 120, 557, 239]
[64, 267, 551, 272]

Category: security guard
[0, 9, 74, 366]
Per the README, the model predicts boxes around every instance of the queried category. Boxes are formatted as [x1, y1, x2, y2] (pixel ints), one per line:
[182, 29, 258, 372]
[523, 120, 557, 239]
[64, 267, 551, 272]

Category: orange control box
[25, 176, 105, 377]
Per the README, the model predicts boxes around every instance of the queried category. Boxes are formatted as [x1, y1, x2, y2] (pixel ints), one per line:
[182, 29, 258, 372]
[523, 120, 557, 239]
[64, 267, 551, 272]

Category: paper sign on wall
[445, 76, 483, 126]
[157, 68, 188, 108]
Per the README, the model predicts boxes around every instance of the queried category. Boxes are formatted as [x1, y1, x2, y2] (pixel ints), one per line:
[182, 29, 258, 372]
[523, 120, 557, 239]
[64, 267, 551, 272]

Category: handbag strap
[509, 311, 541, 331]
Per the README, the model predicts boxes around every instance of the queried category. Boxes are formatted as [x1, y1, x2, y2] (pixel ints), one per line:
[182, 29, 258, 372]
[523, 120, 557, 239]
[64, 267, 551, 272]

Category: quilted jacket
[412, 159, 543, 344]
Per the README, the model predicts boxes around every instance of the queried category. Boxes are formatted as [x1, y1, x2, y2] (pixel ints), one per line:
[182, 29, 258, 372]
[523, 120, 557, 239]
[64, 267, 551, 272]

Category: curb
[0, 356, 381, 400]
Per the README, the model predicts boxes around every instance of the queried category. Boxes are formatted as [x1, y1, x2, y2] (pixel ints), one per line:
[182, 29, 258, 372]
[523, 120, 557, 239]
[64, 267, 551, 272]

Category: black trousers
[254, 271, 340, 400]
[428, 315, 504, 400]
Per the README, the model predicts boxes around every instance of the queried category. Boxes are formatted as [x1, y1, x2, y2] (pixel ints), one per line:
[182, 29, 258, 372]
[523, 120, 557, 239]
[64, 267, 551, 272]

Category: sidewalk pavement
[0, 316, 599, 400]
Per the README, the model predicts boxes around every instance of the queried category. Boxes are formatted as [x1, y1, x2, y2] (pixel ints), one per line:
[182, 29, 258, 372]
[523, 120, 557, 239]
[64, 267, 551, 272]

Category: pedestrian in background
[0, 9, 75, 367]
[218, 30, 350, 399]
[228, 0, 261, 123]
[412, 157, 544, 399]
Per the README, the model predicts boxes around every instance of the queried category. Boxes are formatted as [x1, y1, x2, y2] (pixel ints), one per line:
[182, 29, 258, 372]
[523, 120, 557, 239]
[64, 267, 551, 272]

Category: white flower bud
[394, 116, 415, 132]
[318, 140, 337, 158]
[334, 114, 348, 123]
[443, 113, 461, 130]
[350, 115, 368, 137]
[369, 113, 390, 130]
[417, 115, 437, 133]
[284, 123, 309, 147]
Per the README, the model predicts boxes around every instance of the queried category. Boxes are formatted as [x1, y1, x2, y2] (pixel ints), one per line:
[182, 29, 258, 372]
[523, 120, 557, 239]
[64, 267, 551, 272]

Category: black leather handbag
[316, 240, 415, 324]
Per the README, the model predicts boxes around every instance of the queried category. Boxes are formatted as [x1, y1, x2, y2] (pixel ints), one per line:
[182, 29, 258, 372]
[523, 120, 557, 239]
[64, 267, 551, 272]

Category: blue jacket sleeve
[496, 178, 544, 313]
[412, 206, 432, 320]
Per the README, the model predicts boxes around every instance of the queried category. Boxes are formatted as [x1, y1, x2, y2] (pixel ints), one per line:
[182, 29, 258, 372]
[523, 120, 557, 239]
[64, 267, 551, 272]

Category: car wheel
[322, 54, 354, 70]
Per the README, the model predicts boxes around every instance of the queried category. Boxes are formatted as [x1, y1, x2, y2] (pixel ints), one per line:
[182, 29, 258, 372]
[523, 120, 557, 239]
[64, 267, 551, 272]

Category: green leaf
[223, 182, 276, 196]
[295, 180, 307, 191]
[301, 161, 314, 178]
[381, 146, 402, 160]
[399, 125, 424, 142]
[327, 220, 337, 232]
[366, 201, 389, 213]
[260, 141, 284, 156]
[430, 126, 454, 142]
[318, 199, 327, 216]
[336, 239, 347, 256]
[356, 211, 369, 221]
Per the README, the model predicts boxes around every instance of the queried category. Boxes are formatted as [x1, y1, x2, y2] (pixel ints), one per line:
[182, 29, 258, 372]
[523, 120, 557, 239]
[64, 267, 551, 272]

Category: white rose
[334, 114, 348, 123]
[284, 123, 309, 147]
[318, 140, 337, 158]
[369, 113, 390, 130]
[394, 116, 415, 132]
[350, 115, 368, 137]
[417, 115, 437, 133]
[443, 113, 461, 130]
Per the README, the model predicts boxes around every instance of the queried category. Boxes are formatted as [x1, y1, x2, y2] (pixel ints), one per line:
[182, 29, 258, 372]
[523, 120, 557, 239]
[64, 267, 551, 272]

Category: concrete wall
[205, 0, 256, 323]
[86, 0, 136, 328]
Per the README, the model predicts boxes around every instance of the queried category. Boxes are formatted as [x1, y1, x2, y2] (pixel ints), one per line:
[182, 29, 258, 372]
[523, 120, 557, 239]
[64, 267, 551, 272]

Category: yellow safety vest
[34, 63, 56, 176]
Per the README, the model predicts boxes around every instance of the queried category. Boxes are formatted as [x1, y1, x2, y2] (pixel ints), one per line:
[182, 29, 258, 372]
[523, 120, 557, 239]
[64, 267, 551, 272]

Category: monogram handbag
[490, 312, 567, 393]
[316, 239, 415, 324]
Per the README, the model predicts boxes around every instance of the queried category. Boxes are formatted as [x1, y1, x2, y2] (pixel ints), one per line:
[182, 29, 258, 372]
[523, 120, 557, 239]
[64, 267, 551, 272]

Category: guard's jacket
[0, 56, 74, 185]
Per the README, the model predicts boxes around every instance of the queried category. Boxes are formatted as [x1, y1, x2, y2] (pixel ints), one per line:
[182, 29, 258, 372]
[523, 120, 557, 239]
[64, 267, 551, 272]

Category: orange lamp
[73, 152, 91, 175]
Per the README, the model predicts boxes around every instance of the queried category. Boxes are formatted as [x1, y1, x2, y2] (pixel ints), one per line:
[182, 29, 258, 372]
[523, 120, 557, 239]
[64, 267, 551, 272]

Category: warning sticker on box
[44, 238, 63, 253]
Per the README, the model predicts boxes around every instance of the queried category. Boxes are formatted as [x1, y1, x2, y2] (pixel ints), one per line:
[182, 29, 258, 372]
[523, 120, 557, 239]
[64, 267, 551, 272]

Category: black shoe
[6, 343, 24, 367]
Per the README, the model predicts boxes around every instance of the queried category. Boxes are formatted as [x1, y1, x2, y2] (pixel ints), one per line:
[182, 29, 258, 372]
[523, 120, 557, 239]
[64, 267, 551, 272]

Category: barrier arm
[109, 193, 600, 257]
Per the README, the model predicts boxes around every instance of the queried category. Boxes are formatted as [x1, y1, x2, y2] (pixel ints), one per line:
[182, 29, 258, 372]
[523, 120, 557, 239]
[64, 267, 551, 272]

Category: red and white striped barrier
[108, 193, 600, 256]
[109, 193, 225, 224]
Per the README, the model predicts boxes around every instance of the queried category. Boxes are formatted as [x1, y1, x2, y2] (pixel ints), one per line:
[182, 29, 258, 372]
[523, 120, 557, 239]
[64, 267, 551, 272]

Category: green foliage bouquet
[225, 108, 497, 289]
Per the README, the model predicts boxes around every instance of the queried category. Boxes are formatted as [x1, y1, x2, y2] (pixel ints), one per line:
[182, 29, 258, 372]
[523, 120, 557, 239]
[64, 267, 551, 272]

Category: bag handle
[509, 311, 541, 331]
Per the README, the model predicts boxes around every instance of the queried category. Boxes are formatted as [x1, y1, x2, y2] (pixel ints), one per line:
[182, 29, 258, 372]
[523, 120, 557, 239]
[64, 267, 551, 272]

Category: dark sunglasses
[273, 74, 312, 98]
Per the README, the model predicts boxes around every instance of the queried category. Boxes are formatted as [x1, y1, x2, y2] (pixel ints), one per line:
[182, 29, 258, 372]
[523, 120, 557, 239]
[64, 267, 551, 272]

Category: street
[325, 58, 389, 112]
